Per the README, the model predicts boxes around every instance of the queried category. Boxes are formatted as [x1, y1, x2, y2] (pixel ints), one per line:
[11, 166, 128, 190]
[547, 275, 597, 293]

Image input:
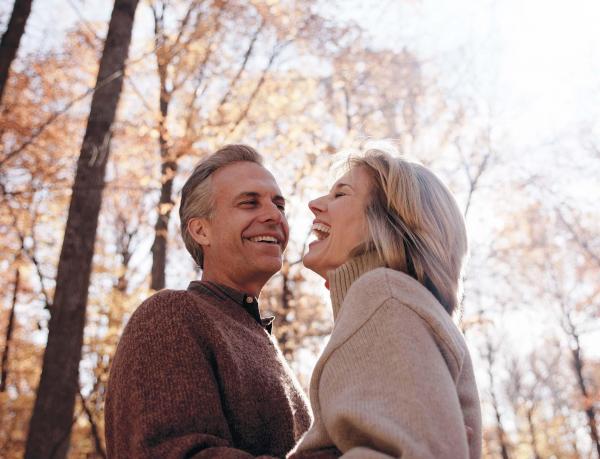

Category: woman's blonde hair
[349, 148, 468, 315]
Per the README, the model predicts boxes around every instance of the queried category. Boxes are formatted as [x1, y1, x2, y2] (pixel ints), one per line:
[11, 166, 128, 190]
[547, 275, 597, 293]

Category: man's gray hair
[179, 144, 263, 268]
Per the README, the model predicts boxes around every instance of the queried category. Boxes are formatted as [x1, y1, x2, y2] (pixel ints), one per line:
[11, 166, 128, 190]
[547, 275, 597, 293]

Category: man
[105, 145, 312, 458]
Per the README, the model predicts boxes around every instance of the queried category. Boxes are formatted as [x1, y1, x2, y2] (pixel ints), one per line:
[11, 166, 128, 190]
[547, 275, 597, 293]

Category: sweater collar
[327, 251, 385, 320]
[187, 281, 275, 334]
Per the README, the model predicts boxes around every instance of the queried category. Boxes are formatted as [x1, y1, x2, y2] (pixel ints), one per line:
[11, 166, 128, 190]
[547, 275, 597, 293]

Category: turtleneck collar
[327, 251, 385, 320]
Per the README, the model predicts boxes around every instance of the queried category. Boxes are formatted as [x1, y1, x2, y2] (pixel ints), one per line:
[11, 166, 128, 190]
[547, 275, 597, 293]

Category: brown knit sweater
[105, 282, 312, 458]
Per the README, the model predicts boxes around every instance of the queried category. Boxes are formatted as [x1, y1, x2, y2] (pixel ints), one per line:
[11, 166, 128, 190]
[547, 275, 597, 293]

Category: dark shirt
[188, 281, 275, 334]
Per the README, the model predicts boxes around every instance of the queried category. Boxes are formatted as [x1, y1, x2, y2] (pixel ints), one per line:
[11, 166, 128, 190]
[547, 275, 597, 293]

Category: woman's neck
[327, 251, 385, 320]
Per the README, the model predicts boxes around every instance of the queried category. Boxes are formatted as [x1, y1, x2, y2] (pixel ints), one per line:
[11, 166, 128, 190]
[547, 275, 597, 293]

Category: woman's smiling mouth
[312, 222, 331, 241]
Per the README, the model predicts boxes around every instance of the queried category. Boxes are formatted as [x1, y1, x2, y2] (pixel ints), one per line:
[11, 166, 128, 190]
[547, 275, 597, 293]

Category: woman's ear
[188, 218, 211, 246]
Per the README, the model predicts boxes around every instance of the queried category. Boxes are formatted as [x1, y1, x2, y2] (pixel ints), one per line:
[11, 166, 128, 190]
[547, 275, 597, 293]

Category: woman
[290, 147, 482, 459]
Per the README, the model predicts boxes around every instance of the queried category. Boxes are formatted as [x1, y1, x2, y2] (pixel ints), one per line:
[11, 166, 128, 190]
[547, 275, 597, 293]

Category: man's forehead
[212, 162, 283, 196]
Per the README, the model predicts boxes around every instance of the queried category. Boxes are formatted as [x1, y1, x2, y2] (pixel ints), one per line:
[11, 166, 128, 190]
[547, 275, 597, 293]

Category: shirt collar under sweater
[187, 281, 275, 334]
[328, 251, 385, 321]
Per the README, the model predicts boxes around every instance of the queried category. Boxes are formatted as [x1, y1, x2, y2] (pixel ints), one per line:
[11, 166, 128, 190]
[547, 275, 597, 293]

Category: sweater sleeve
[105, 293, 276, 459]
[316, 299, 470, 459]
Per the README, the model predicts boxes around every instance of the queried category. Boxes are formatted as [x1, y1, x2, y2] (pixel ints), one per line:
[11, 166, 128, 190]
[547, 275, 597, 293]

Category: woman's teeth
[312, 223, 330, 241]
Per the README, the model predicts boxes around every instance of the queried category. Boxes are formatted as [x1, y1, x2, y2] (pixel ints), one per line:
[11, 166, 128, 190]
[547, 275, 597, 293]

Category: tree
[24, 1, 140, 457]
[148, 0, 226, 290]
[145, 0, 331, 290]
[0, 264, 19, 392]
[493, 188, 600, 457]
[481, 330, 512, 459]
[0, 0, 33, 104]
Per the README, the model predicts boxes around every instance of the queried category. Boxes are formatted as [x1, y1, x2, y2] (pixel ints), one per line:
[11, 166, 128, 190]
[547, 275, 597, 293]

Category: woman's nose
[309, 195, 327, 215]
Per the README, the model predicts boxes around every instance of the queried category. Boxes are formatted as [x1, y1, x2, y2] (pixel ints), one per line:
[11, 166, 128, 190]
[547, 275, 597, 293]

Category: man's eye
[276, 204, 286, 211]
[240, 201, 257, 206]
[334, 192, 346, 198]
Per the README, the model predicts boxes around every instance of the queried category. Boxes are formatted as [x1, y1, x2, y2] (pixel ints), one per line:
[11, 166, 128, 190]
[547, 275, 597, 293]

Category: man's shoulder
[126, 288, 218, 331]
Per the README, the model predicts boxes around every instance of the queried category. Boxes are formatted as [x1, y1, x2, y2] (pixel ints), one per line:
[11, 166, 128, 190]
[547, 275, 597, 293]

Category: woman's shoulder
[343, 267, 467, 361]
[347, 267, 437, 310]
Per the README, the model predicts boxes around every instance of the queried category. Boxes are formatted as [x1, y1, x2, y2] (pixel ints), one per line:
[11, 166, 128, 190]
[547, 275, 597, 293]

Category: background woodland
[0, 0, 599, 457]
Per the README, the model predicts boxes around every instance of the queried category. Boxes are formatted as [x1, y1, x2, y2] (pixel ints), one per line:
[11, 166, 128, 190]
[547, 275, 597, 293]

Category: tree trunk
[277, 264, 293, 360]
[24, 1, 139, 457]
[149, 18, 175, 291]
[491, 385, 511, 459]
[0, 0, 33, 104]
[570, 332, 600, 458]
[484, 341, 511, 459]
[149, 159, 176, 290]
[0, 267, 19, 392]
[525, 405, 542, 459]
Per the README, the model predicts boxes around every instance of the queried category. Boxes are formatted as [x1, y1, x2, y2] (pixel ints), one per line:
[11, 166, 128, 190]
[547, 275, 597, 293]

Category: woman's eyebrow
[334, 182, 353, 190]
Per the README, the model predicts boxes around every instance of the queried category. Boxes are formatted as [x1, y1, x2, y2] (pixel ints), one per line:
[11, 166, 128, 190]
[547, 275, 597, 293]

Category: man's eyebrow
[234, 192, 260, 200]
[233, 192, 286, 204]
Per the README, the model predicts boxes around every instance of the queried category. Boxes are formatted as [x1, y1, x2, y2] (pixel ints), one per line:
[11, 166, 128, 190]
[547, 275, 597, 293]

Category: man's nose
[261, 202, 283, 223]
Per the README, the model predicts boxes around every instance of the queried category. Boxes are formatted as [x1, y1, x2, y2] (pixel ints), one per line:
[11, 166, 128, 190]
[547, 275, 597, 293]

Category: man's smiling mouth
[245, 235, 282, 246]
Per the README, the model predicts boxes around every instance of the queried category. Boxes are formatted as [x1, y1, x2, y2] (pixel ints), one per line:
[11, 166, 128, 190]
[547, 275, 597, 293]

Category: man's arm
[105, 292, 276, 459]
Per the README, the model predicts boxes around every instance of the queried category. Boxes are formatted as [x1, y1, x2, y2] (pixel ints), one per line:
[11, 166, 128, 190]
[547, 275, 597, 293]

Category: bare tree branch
[216, 17, 265, 114]
[0, 182, 52, 309]
[227, 40, 289, 135]
[556, 208, 600, 269]
[78, 389, 107, 459]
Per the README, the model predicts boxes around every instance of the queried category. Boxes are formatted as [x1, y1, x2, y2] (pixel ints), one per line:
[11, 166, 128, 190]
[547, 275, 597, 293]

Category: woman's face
[303, 166, 372, 278]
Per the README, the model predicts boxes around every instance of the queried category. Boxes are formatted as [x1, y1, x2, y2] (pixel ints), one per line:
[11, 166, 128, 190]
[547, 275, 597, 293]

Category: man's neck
[200, 271, 264, 298]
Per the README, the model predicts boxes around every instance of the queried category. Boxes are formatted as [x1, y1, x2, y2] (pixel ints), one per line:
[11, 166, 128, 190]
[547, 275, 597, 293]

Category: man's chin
[254, 257, 282, 277]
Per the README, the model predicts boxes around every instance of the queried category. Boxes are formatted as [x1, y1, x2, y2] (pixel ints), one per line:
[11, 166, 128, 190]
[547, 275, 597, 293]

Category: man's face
[191, 161, 289, 294]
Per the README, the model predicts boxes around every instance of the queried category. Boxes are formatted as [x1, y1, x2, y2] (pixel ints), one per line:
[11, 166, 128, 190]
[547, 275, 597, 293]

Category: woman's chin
[302, 253, 327, 279]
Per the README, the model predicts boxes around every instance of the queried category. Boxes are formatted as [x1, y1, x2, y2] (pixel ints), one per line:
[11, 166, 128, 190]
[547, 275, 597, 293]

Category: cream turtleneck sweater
[328, 251, 385, 321]
[290, 253, 482, 459]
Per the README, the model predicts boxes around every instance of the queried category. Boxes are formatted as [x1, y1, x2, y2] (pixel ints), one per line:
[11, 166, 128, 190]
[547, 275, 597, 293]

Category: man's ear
[188, 218, 211, 246]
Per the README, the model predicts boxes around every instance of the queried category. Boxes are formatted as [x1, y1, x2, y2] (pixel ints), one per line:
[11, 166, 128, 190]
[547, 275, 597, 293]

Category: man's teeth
[312, 223, 330, 240]
[249, 235, 279, 244]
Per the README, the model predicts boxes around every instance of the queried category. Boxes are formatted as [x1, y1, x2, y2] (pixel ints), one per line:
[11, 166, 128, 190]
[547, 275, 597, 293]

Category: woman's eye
[334, 192, 346, 198]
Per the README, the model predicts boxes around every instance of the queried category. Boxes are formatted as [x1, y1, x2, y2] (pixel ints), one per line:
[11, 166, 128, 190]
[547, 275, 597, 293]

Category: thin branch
[0, 38, 169, 169]
[216, 17, 265, 113]
[171, 3, 226, 93]
[227, 40, 288, 135]
[556, 208, 600, 269]
[455, 135, 492, 218]
[65, 0, 103, 43]
[78, 389, 107, 459]
[0, 182, 52, 309]
[170, 0, 197, 54]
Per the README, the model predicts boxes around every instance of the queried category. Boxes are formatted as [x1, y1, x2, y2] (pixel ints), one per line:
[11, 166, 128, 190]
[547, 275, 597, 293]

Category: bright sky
[334, 0, 600, 149]
[12, 0, 600, 149]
